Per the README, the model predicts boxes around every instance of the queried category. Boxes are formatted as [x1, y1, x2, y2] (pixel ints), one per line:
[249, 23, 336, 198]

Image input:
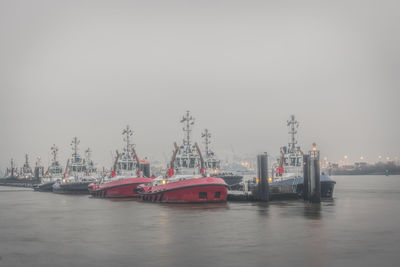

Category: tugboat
[89, 126, 153, 198]
[138, 111, 228, 203]
[201, 129, 243, 190]
[270, 115, 336, 198]
[20, 154, 33, 179]
[33, 156, 45, 181]
[0, 159, 18, 186]
[34, 145, 63, 192]
[0, 156, 42, 187]
[52, 137, 96, 194]
[4, 158, 18, 179]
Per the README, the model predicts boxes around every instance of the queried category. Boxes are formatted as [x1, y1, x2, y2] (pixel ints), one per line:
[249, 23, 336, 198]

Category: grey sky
[1, 0, 399, 170]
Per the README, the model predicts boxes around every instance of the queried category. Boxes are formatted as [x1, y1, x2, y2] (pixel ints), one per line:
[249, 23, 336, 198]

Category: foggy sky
[1, 0, 399, 170]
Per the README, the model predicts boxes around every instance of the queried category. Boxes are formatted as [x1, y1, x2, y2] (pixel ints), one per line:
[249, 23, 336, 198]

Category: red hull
[89, 177, 152, 198]
[139, 177, 228, 203]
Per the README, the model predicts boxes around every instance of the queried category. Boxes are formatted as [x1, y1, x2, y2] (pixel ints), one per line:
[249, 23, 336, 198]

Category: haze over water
[1, 0, 400, 170]
[1, 175, 399, 267]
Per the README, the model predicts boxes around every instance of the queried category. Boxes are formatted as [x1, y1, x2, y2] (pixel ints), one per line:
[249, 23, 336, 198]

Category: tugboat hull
[296, 180, 336, 198]
[139, 177, 228, 203]
[34, 181, 56, 192]
[89, 177, 153, 198]
[0, 177, 40, 188]
[269, 174, 336, 198]
[215, 173, 243, 190]
[52, 181, 91, 194]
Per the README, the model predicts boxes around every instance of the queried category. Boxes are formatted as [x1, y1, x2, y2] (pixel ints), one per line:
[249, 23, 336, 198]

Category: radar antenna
[122, 125, 134, 155]
[201, 129, 212, 158]
[287, 115, 299, 154]
[180, 110, 195, 153]
[25, 154, 29, 166]
[71, 137, 80, 163]
[51, 144, 58, 163]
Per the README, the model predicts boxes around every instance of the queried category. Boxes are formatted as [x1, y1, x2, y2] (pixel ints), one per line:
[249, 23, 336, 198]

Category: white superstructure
[42, 144, 63, 183]
[273, 115, 304, 181]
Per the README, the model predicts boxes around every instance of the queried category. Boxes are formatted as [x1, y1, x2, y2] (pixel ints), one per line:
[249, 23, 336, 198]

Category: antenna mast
[181, 110, 195, 153]
[11, 158, 14, 177]
[51, 144, 58, 163]
[287, 115, 299, 153]
[201, 129, 211, 158]
[71, 137, 80, 162]
[122, 125, 133, 155]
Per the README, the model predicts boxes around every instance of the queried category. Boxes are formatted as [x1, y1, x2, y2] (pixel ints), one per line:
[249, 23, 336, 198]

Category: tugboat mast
[51, 144, 58, 163]
[287, 115, 299, 154]
[10, 158, 14, 177]
[24, 154, 29, 167]
[181, 110, 195, 154]
[122, 125, 133, 155]
[201, 129, 211, 158]
[71, 137, 80, 163]
[85, 147, 94, 175]
[119, 125, 140, 175]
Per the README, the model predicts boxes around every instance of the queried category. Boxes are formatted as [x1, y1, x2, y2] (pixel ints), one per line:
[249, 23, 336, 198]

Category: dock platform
[228, 190, 300, 201]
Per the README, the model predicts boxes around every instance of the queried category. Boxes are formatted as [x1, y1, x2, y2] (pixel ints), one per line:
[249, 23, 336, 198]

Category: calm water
[1, 176, 400, 267]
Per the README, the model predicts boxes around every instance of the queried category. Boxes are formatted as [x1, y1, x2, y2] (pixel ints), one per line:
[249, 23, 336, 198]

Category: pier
[227, 145, 324, 202]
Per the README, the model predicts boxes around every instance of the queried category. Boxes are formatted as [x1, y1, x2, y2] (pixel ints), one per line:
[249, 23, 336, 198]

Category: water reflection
[303, 203, 322, 219]
[252, 202, 270, 216]
[103, 197, 141, 202]
[162, 202, 229, 212]
[1, 177, 400, 267]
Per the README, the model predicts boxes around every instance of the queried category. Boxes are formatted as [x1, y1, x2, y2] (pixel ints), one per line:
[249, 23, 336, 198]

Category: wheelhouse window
[214, 192, 221, 198]
[175, 159, 181, 167]
[199, 192, 207, 199]
[189, 158, 196, 168]
[212, 162, 220, 169]
[296, 157, 302, 166]
[182, 158, 188, 168]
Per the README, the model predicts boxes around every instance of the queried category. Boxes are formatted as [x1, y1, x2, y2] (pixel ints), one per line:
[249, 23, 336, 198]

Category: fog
[1, 0, 399, 170]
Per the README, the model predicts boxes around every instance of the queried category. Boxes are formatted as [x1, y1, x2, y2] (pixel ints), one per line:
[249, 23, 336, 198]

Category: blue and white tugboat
[52, 137, 97, 194]
[270, 115, 336, 198]
[34, 145, 63, 192]
[201, 129, 243, 190]
[20, 154, 34, 179]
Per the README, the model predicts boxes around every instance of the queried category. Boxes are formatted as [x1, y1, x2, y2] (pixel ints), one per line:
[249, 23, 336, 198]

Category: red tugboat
[138, 111, 228, 203]
[89, 126, 152, 198]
